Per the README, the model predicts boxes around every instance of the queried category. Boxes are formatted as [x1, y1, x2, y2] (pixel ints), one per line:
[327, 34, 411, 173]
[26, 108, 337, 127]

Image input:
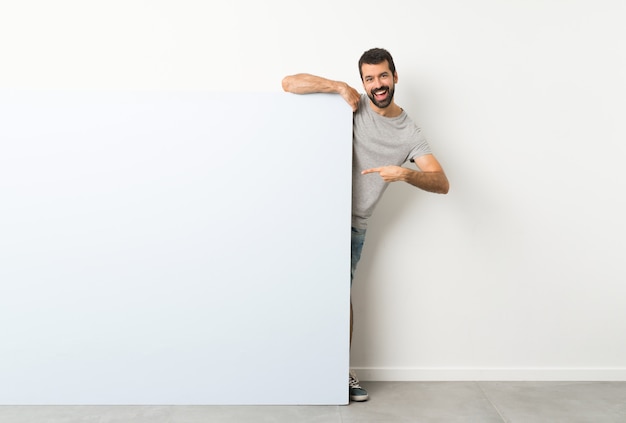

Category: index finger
[361, 168, 381, 175]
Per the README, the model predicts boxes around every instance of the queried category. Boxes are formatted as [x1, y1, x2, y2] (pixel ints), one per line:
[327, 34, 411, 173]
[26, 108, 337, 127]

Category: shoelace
[349, 375, 363, 389]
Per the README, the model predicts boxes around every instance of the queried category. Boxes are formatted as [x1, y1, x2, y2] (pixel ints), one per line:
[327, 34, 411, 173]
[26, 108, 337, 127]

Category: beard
[367, 85, 395, 108]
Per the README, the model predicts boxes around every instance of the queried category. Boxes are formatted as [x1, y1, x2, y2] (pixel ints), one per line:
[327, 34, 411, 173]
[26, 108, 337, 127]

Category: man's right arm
[281, 73, 361, 112]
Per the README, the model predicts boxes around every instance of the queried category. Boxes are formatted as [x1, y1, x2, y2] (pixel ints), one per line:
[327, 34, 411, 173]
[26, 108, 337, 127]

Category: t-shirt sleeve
[408, 125, 432, 163]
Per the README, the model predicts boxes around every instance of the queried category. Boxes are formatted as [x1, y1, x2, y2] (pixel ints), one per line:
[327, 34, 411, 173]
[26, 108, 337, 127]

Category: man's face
[361, 61, 398, 109]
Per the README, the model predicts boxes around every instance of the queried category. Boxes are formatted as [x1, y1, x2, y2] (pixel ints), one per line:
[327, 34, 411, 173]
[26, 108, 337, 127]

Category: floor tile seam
[332, 404, 344, 423]
[476, 381, 507, 423]
[337, 403, 352, 423]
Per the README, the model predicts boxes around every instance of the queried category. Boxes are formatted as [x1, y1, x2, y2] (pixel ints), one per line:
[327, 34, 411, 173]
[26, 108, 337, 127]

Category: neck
[369, 100, 403, 118]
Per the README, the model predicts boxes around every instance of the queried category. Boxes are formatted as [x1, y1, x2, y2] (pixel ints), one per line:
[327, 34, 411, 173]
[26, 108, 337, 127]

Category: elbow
[281, 76, 292, 92]
[439, 175, 450, 194]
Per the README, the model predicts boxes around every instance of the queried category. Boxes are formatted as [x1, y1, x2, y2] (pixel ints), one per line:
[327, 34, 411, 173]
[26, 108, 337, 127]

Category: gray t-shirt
[352, 94, 432, 229]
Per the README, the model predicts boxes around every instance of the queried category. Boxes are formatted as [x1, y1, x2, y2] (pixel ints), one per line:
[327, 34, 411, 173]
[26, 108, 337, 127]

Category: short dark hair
[358, 48, 396, 81]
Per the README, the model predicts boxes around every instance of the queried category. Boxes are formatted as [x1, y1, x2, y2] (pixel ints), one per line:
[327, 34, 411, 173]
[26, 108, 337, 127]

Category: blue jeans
[351, 226, 367, 285]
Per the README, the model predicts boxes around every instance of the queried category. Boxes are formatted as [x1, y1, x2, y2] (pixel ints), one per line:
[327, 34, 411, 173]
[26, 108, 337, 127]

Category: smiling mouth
[372, 88, 388, 99]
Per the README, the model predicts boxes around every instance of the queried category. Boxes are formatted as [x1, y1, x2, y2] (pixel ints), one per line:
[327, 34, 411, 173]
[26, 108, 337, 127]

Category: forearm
[282, 73, 361, 111]
[361, 165, 449, 193]
[281, 73, 349, 95]
[402, 168, 449, 194]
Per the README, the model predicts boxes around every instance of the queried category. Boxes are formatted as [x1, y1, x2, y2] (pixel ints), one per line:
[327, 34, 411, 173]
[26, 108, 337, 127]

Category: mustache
[370, 86, 389, 94]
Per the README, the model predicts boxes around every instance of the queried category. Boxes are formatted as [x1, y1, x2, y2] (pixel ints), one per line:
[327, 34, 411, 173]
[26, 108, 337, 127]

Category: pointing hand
[361, 166, 407, 182]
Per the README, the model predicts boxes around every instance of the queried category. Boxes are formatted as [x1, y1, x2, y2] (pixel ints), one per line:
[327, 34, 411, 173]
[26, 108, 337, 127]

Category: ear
[394, 72, 398, 84]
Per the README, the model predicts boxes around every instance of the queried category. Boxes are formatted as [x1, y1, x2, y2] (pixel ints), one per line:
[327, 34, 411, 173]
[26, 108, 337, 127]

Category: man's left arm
[361, 154, 450, 194]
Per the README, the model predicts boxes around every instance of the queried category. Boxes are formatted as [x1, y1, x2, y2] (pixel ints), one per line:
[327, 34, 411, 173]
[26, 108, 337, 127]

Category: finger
[361, 168, 380, 175]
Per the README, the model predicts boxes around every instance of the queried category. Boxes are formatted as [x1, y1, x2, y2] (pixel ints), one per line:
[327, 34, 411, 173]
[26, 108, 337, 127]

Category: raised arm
[281, 73, 361, 112]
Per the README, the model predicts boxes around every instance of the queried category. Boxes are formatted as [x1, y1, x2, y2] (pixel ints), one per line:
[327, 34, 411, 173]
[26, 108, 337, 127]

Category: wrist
[335, 81, 348, 94]
[401, 167, 413, 182]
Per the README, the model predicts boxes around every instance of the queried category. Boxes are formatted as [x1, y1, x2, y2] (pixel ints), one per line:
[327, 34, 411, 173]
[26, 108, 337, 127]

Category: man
[282, 48, 449, 402]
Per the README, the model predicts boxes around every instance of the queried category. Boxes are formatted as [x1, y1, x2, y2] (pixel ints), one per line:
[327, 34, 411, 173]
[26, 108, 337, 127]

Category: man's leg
[349, 226, 368, 401]
[350, 302, 353, 345]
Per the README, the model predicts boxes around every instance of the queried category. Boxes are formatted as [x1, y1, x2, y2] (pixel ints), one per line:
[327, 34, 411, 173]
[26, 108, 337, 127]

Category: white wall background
[2, 0, 625, 381]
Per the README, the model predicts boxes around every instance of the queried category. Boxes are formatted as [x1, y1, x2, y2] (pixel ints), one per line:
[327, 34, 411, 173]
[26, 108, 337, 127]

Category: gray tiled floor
[1, 382, 625, 422]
